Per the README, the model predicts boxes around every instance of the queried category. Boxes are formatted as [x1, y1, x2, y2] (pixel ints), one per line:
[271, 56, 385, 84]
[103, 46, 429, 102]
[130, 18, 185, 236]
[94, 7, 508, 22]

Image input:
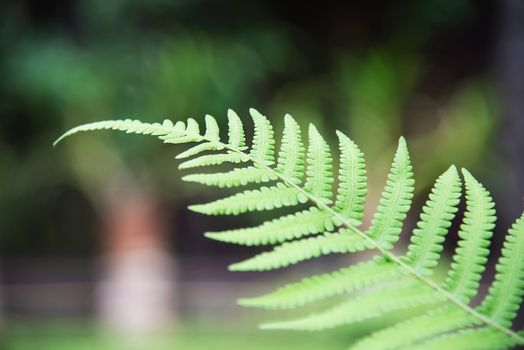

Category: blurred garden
[1, 0, 524, 349]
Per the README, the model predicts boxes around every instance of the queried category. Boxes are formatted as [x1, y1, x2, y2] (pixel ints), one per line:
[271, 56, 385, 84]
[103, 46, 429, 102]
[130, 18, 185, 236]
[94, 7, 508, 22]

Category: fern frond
[173, 116, 222, 159]
[182, 166, 274, 188]
[409, 328, 519, 350]
[479, 212, 524, 328]
[350, 305, 475, 350]
[276, 114, 305, 183]
[205, 207, 335, 246]
[56, 110, 524, 349]
[203, 114, 220, 141]
[261, 281, 443, 331]
[189, 183, 300, 215]
[367, 137, 414, 249]
[249, 108, 275, 165]
[333, 131, 367, 225]
[185, 117, 200, 135]
[304, 124, 334, 203]
[227, 109, 247, 150]
[178, 153, 246, 169]
[53, 119, 176, 146]
[444, 169, 495, 302]
[404, 165, 462, 274]
[161, 118, 202, 144]
[229, 231, 372, 272]
[176, 142, 221, 160]
[238, 258, 403, 309]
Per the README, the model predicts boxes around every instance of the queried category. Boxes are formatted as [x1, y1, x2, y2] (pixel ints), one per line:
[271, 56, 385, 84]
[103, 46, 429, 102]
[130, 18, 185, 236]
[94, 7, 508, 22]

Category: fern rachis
[55, 109, 524, 349]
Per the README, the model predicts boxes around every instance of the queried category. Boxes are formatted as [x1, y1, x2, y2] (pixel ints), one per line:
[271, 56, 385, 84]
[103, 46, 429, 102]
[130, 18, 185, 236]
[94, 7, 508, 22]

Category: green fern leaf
[479, 212, 524, 328]
[189, 183, 300, 215]
[178, 153, 246, 169]
[367, 137, 414, 249]
[227, 109, 247, 150]
[334, 131, 367, 225]
[176, 142, 220, 160]
[409, 328, 519, 350]
[55, 111, 524, 349]
[238, 258, 403, 309]
[404, 165, 462, 275]
[205, 207, 335, 246]
[203, 114, 220, 141]
[229, 231, 372, 272]
[350, 305, 476, 350]
[162, 118, 202, 144]
[182, 166, 275, 188]
[276, 114, 305, 183]
[53, 119, 175, 146]
[444, 169, 495, 302]
[261, 281, 443, 331]
[304, 124, 334, 203]
[185, 117, 200, 134]
[249, 108, 275, 165]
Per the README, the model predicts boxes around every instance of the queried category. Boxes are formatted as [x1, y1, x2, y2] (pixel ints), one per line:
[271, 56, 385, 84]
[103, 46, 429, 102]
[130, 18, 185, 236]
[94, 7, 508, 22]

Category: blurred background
[1, 0, 523, 349]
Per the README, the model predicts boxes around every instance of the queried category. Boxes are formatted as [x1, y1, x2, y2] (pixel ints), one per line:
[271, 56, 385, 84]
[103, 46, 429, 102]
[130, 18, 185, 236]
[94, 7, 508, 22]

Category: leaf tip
[445, 164, 459, 176]
[227, 108, 238, 117]
[204, 232, 222, 241]
[284, 113, 296, 124]
[187, 204, 205, 214]
[249, 107, 262, 118]
[52, 138, 62, 148]
[461, 167, 472, 178]
[308, 123, 319, 135]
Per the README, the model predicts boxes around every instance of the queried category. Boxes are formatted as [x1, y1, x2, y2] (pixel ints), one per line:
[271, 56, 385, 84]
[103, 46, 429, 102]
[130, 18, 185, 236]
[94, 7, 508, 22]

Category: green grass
[3, 320, 346, 350]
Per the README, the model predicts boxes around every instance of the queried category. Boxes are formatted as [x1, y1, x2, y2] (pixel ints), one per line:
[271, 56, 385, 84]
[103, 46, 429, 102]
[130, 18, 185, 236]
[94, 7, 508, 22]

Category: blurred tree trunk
[497, 0, 524, 328]
[97, 187, 176, 336]
[498, 0, 524, 219]
[66, 139, 177, 336]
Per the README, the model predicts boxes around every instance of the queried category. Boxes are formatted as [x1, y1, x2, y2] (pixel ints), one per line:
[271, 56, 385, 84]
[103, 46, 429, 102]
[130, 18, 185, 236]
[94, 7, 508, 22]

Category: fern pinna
[55, 109, 524, 350]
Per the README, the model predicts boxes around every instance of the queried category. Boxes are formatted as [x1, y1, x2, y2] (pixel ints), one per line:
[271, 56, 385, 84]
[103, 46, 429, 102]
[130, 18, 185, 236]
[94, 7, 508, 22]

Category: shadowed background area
[0, 0, 523, 349]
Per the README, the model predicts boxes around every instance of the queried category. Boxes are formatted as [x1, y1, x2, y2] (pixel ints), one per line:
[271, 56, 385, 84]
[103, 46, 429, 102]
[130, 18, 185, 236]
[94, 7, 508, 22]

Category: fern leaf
[53, 119, 176, 146]
[249, 108, 275, 165]
[178, 153, 246, 169]
[276, 114, 305, 183]
[175, 142, 220, 160]
[188, 183, 300, 215]
[182, 166, 275, 187]
[229, 231, 372, 271]
[175, 115, 223, 159]
[409, 328, 518, 350]
[444, 169, 495, 302]
[479, 212, 524, 328]
[203, 114, 220, 141]
[367, 137, 414, 249]
[304, 124, 334, 203]
[404, 165, 462, 274]
[161, 118, 202, 144]
[333, 131, 367, 226]
[56, 112, 524, 349]
[205, 207, 335, 246]
[238, 258, 403, 309]
[185, 117, 200, 134]
[350, 305, 475, 350]
[227, 109, 247, 150]
[261, 281, 443, 331]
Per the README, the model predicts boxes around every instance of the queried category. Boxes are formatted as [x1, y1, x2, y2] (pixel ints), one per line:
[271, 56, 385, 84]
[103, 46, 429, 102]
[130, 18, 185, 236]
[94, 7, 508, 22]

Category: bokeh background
[1, 0, 524, 349]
